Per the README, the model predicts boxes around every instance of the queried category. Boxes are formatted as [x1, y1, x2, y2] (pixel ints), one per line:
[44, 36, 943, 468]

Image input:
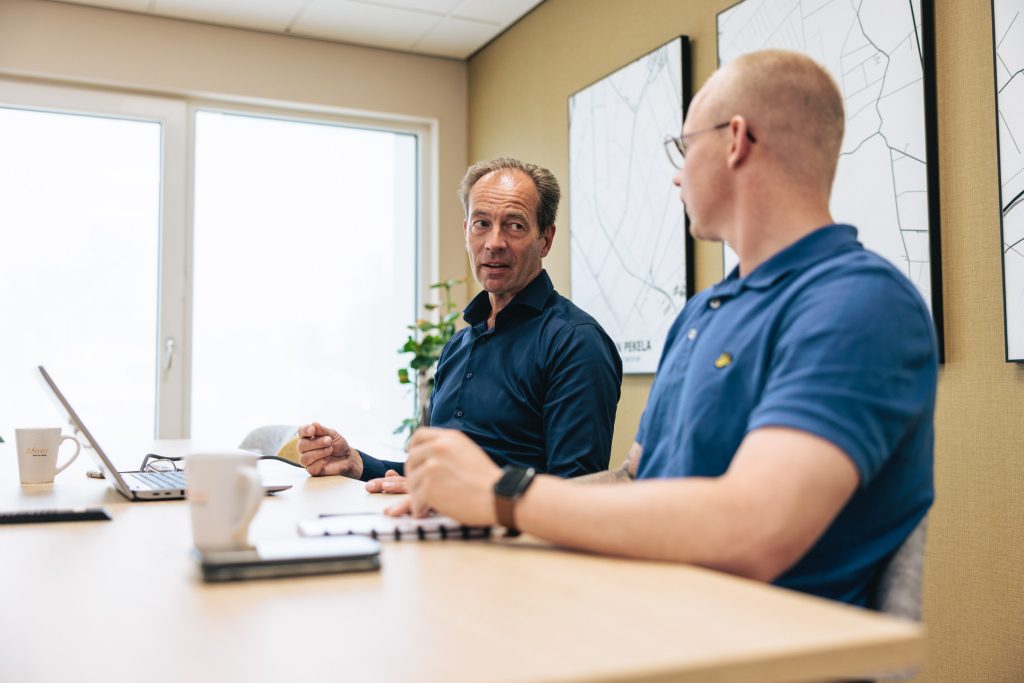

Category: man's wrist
[347, 447, 364, 480]
[493, 466, 537, 532]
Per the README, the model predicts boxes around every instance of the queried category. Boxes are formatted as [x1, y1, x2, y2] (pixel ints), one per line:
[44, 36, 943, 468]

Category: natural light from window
[191, 111, 417, 456]
[0, 106, 160, 447]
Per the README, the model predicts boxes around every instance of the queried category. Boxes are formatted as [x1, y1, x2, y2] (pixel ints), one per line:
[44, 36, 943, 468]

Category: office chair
[238, 424, 301, 464]
[872, 517, 928, 621]
[857, 516, 928, 683]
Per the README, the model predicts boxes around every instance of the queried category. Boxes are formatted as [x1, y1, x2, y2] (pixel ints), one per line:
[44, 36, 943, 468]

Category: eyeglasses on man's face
[663, 121, 757, 168]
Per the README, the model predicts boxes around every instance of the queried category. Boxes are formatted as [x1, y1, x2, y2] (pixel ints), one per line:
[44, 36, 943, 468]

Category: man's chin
[478, 270, 511, 289]
[481, 282, 511, 296]
[687, 222, 714, 242]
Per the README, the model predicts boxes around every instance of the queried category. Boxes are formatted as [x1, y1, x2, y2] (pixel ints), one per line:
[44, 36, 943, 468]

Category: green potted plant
[395, 278, 465, 441]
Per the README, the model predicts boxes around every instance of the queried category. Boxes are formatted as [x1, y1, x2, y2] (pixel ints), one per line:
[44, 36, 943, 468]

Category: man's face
[464, 169, 554, 302]
[673, 82, 728, 242]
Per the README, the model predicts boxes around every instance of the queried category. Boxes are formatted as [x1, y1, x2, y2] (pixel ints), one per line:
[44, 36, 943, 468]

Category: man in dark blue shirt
[398, 50, 937, 607]
[297, 158, 622, 488]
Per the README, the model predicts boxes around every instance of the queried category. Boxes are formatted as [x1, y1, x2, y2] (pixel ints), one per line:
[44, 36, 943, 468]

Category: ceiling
[53, 0, 544, 60]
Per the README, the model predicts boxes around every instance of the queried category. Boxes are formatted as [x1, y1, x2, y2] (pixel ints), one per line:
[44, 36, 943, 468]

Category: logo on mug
[29, 448, 48, 457]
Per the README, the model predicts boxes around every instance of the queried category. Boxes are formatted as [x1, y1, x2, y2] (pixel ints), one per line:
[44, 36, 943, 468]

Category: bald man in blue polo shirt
[398, 50, 938, 607]
[297, 158, 622, 490]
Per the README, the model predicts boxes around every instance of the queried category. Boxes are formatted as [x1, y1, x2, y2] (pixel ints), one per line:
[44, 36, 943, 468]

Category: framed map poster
[717, 0, 945, 358]
[568, 36, 693, 374]
[992, 0, 1024, 361]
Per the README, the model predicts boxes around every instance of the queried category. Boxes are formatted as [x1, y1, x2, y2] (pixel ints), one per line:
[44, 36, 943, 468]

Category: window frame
[0, 77, 435, 438]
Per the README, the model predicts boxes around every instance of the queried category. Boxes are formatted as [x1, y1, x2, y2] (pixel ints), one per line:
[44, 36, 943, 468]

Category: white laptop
[38, 365, 291, 501]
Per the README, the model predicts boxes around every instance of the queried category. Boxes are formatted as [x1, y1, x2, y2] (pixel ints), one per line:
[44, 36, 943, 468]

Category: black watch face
[495, 467, 532, 497]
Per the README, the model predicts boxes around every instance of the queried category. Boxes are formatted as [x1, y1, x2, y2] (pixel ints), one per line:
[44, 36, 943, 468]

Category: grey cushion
[861, 516, 927, 682]
[238, 425, 299, 457]
[873, 517, 927, 622]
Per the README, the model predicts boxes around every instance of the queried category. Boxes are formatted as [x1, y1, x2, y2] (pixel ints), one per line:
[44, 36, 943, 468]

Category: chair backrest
[860, 516, 927, 683]
[239, 425, 299, 459]
[871, 516, 928, 621]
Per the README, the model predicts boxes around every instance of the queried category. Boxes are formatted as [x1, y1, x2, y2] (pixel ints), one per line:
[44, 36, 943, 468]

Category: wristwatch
[493, 465, 537, 533]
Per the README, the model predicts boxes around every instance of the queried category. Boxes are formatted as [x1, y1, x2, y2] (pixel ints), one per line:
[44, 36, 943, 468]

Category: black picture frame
[716, 0, 945, 361]
[567, 36, 693, 374]
[991, 0, 1024, 362]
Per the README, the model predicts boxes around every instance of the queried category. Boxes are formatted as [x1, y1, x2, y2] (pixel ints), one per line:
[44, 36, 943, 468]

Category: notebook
[37, 365, 291, 501]
[297, 513, 496, 541]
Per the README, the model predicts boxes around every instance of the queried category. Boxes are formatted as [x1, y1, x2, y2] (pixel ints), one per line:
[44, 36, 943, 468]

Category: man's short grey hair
[458, 158, 560, 234]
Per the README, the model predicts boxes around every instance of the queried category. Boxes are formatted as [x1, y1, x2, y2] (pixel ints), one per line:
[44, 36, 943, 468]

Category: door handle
[164, 336, 176, 373]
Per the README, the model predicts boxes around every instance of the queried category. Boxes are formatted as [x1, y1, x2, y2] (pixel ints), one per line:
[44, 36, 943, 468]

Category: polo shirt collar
[463, 269, 553, 325]
[718, 224, 860, 296]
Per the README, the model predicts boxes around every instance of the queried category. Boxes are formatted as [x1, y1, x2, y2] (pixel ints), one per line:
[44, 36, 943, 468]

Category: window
[0, 80, 426, 455]
[190, 111, 417, 447]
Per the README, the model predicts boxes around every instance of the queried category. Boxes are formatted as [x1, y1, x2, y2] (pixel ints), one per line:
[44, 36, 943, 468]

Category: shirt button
[455, 410, 464, 418]
[465, 372, 473, 380]
[709, 298, 721, 310]
[687, 328, 698, 340]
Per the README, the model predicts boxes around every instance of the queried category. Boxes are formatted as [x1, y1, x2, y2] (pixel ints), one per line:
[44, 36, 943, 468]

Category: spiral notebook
[297, 513, 496, 541]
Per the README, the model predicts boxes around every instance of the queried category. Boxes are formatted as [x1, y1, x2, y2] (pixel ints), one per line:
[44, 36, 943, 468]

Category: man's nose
[673, 166, 684, 189]
[484, 226, 506, 250]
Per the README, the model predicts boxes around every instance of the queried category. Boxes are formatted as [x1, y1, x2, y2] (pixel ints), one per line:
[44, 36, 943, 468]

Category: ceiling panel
[452, 0, 538, 25]
[53, 0, 545, 59]
[61, 0, 151, 12]
[415, 16, 503, 59]
[368, 0, 463, 15]
[291, 0, 440, 51]
[153, 0, 307, 32]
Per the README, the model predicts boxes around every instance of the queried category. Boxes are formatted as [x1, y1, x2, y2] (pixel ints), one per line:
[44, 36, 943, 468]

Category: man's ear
[540, 224, 556, 257]
[726, 116, 754, 169]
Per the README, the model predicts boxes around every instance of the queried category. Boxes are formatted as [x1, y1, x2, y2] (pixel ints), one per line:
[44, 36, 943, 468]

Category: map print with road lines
[718, 0, 936, 312]
[994, 0, 1024, 360]
[569, 38, 687, 374]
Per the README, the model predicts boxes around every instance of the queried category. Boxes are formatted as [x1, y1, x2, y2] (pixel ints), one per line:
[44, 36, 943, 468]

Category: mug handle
[232, 467, 263, 541]
[53, 435, 82, 476]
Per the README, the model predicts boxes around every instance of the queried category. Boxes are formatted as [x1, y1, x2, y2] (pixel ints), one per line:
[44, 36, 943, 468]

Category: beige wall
[0, 0, 470, 298]
[468, 0, 1023, 680]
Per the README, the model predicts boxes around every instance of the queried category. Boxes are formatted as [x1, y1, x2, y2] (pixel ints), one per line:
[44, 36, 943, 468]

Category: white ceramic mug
[186, 452, 263, 552]
[15, 428, 82, 484]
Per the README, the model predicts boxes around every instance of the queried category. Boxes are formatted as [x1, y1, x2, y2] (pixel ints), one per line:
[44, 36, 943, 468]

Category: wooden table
[0, 440, 922, 683]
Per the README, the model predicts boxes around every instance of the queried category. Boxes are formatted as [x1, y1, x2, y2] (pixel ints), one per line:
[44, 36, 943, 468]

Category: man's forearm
[512, 474, 795, 582]
[511, 430, 857, 583]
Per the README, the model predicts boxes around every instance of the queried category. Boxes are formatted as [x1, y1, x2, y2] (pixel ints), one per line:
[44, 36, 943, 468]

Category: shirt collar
[463, 270, 553, 325]
[714, 224, 861, 297]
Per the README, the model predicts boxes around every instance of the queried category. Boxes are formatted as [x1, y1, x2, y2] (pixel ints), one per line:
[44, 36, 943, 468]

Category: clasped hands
[297, 422, 502, 523]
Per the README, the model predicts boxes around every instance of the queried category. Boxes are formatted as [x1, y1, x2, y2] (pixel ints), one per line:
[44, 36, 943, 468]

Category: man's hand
[296, 421, 364, 479]
[401, 427, 502, 522]
[365, 469, 407, 494]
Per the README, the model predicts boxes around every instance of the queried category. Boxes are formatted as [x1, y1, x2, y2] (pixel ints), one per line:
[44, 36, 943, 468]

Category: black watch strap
[493, 466, 537, 532]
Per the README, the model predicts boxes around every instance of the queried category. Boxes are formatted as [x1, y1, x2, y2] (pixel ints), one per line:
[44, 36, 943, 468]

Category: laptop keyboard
[126, 470, 186, 490]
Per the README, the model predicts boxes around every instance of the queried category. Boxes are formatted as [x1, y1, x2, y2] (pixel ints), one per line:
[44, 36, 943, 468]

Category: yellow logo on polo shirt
[714, 352, 733, 369]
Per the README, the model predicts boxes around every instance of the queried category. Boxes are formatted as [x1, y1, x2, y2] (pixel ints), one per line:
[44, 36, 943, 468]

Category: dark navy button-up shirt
[360, 270, 622, 480]
[637, 225, 937, 605]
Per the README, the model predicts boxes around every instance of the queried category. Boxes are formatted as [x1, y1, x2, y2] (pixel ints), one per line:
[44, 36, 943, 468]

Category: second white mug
[186, 452, 263, 552]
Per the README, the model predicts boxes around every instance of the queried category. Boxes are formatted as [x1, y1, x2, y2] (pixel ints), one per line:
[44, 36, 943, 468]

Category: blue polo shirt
[360, 270, 622, 480]
[636, 225, 937, 605]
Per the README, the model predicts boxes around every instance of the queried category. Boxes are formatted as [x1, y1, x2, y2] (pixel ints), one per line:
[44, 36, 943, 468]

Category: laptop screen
[37, 365, 133, 493]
